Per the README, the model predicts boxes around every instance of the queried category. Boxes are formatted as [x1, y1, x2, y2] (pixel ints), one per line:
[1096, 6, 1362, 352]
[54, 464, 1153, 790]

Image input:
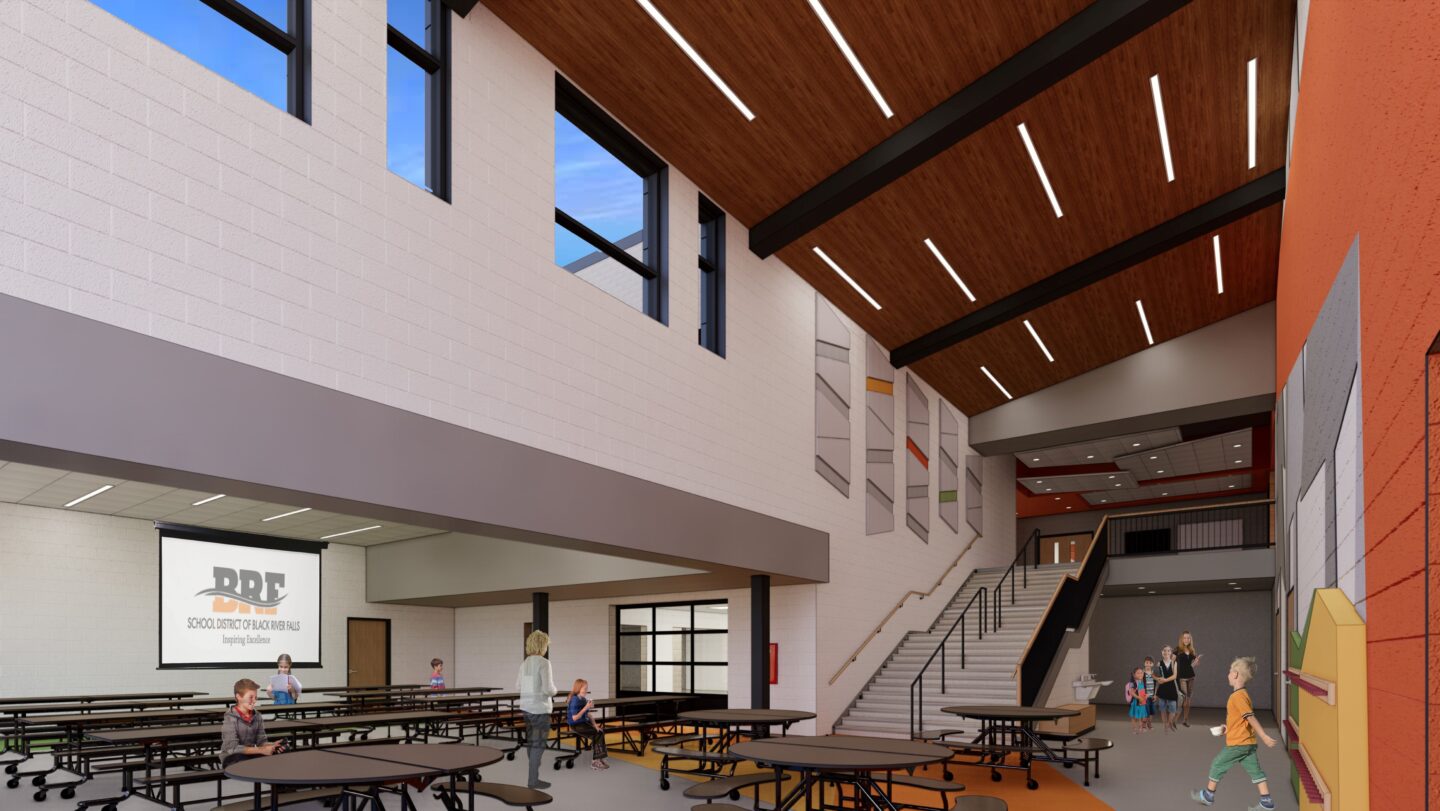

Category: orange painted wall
[1275, 2, 1440, 807]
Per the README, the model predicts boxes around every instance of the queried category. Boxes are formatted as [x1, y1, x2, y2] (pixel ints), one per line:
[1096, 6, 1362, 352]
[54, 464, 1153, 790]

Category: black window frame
[386, 0, 452, 201]
[699, 195, 726, 356]
[614, 599, 727, 699]
[555, 74, 668, 323]
[196, 0, 311, 121]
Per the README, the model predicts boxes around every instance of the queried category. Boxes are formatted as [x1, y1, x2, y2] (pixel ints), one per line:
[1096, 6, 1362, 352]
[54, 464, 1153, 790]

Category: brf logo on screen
[195, 567, 287, 615]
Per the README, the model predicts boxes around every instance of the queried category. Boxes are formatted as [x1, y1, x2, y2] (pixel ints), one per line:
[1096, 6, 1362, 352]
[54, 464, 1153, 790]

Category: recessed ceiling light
[1023, 319, 1055, 363]
[1132, 443, 1142, 447]
[1149, 590, 1156, 594]
[65, 484, 113, 508]
[1212, 234, 1225, 294]
[923, 238, 975, 302]
[1086, 455, 1095, 459]
[1033, 458, 1041, 463]
[807, 0, 892, 118]
[812, 246, 881, 309]
[1017, 122, 1063, 218]
[1054, 496, 1060, 500]
[1228, 582, 1237, 585]
[980, 366, 1013, 400]
[1157, 469, 1165, 473]
[1235, 460, 1243, 464]
[1149, 456, 1158, 460]
[1067, 506, 1073, 510]
[1115, 483, 1122, 487]
[263, 507, 312, 522]
[1233, 586, 1242, 590]
[1100, 499, 1107, 503]
[1135, 299, 1155, 345]
[1161, 492, 1169, 496]
[192, 494, 226, 506]
[635, 0, 755, 121]
[1138, 586, 1146, 590]
[1233, 444, 1242, 448]
[1246, 57, 1258, 169]
[1047, 489, 1053, 492]
[321, 525, 383, 540]
[1036, 480, 1044, 484]
[1149, 74, 1174, 182]
[1109, 475, 1116, 479]
[1228, 484, 1236, 489]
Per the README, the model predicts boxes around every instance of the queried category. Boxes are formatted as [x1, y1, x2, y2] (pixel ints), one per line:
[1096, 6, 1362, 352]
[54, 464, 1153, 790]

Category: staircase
[834, 562, 1079, 737]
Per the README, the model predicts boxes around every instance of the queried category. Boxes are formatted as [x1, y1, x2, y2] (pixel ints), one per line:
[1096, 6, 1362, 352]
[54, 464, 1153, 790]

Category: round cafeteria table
[730, 735, 950, 811]
[939, 705, 1080, 790]
[225, 743, 502, 811]
[677, 708, 816, 750]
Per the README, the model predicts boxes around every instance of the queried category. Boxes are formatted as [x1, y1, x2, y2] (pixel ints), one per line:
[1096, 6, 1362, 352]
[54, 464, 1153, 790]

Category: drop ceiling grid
[1020, 471, 1140, 493]
[1015, 428, 1183, 467]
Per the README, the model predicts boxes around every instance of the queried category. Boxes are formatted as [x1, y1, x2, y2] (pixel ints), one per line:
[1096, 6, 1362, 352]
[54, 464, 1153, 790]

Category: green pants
[1208, 744, 1266, 784]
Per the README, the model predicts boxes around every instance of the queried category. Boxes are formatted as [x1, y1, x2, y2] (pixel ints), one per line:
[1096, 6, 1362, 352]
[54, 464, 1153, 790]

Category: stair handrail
[992, 528, 1041, 631]
[828, 531, 980, 686]
[908, 585, 986, 739]
[1013, 514, 1110, 704]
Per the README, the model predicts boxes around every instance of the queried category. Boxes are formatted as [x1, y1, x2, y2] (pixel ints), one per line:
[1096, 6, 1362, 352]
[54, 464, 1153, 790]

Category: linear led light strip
[1023, 319, 1054, 362]
[65, 484, 113, 507]
[1213, 234, 1224, 294]
[322, 525, 382, 540]
[812, 246, 881, 309]
[1135, 299, 1155, 345]
[263, 507, 311, 522]
[1247, 58, 1258, 169]
[192, 494, 226, 506]
[922, 238, 975, 301]
[1017, 123, 1063, 218]
[634, 0, 756, 121]
[807, 0, 893, 119]
[1150, 74, 1174, 182]
[980, 366, 1012, 400]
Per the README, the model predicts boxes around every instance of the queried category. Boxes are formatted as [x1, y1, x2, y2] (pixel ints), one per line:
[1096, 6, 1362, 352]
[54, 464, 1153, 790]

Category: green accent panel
[938, 490, 958, 503]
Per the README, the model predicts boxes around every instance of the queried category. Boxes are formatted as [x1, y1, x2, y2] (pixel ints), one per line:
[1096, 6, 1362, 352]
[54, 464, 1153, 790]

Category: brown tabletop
[0, 691, 202, 707]
[0, 697, 232, 715]
[291, 710, 450, 728]
[940, 705, 1081, 722]
[326, 687, 497, 699]
[679, 709, 815, 725]
[224, 744, 502, 786]
[730, 736, 950, 771]
[86, 719, 315, 745]
[24, 703, 346, 728]
[305, 685, 427, 693]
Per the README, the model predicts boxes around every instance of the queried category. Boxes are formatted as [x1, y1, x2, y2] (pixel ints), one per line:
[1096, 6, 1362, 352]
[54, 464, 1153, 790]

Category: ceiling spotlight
[1213, 234, 1225, 294]
[1023, 319, 1055, 363]
[1149, 456, 1158, 460]
[1036, 480, 1044, 484]
[1233, 586, 1242, 590]
[1228, 484, 1236, 489]
[1235, 460, 1243, 464]
[1149, 74, 1174, 182]
[1054, 496, 1061, 500]
[1247, 57, 1258, 169]
[1017, 122, 1063, 218]
[1233, 444, 1242, 448]
[1086, 455, 1095, 459]
[635, 0, 755, 121]
[1228, 582, 1237, 585]
[981, 366, 1013, 400]
[263, 507, 312, 522]
[1033, 458, 1041, 463]
[1135, 299, 1155, 345]
[1149, 590, 1157, 594]
[321, 525, 383, 540]
[192, 494, 226, 506]
[65, 484, 114, 508]
[1115, 483, 1122, 487]
[807, 0, 892, 118]
[1132, 443, 1141, 447]
[1100, 499, 1107, 503]
[1137, 586, 1146, 590]
[1162, 492, 1169, 496]
[812, 246, 881, 309]
[924, 238, 976, 302]
[1067, 506, 1073, 510]
[1109, 475, 1116, 479]
[1046, 488, 1053, 492]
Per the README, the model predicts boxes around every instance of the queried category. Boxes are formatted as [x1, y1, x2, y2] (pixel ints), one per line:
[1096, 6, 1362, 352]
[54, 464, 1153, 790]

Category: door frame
[347, 617, 392, 686]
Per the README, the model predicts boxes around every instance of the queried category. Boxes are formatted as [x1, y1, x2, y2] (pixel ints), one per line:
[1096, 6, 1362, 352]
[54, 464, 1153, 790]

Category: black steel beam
[748, 0, 1190, 258]
[890, 169, 1286, 368]
[388, 26, 442, 75]
[555, 209, 659, 280]
[198, 0, 296, 53]
[532, 592, 549, 635]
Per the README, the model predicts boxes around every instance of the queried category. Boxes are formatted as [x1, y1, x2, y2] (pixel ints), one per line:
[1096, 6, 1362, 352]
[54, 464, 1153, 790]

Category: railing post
[978, 588, 985, 638]
[940, 639, 946, 694]
[959, 618, 965, 672]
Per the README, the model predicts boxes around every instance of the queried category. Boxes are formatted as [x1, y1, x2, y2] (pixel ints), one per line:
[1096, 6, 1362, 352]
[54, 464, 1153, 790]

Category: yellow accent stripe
[866, 378, 893, 395]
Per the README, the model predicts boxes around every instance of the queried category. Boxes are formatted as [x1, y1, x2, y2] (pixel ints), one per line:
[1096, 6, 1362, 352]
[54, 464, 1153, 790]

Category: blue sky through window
[388, 0, 431, 49]
[92, 0, 287, 111]
[554, 111, 644, 266]
[386, 48, 429, 191]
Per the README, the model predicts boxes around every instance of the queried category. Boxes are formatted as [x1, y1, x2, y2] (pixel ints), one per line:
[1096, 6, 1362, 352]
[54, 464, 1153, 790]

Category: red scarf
[236, 705, 254, 722]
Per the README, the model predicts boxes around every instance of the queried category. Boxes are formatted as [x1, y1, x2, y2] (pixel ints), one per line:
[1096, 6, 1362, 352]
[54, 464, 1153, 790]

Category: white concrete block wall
[0, 0, 1014, 727]
[0, 502, 453, 697]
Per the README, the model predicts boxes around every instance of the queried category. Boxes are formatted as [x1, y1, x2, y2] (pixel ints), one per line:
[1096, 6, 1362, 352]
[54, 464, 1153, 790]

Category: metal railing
[1017, 519, 1109, 705]
[993, 528, 1040, 631]
[1105, 500, 1273, 556]
[909, 585, 986, 738]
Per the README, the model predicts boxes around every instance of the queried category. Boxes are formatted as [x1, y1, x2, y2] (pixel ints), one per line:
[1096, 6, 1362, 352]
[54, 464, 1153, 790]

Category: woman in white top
[516, 630, 556, 789]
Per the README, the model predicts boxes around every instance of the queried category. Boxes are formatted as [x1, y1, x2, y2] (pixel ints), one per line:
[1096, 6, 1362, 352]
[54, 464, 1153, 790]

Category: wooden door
[347, 618, 390, 687]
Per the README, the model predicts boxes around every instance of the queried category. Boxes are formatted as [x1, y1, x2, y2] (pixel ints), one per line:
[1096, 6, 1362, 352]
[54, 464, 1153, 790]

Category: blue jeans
[524, 712, 550, 786]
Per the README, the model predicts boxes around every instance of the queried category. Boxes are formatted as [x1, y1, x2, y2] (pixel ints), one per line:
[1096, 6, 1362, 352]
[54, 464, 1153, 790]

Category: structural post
[751, 574, 771, 709]
[532, 591, 548, 635]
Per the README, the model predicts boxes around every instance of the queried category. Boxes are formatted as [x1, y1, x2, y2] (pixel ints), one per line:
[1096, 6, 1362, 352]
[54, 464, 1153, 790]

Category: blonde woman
[516, 630, 556, 789]
[1176, 631, 1203, 727]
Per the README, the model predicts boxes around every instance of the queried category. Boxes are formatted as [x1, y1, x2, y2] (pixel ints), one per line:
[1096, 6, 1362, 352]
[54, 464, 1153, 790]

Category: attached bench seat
[683, 772, 791, 801]
[210, 787, 343, 811]
[654, 746, 739, 764]
[434, 780, 552, 810]
[649, 734, 702, 748]
[134, 769, 224, 788]
[1056, 737, 1113, 786]
[887, 775, 965, 792]
[915, 729, 965, 742]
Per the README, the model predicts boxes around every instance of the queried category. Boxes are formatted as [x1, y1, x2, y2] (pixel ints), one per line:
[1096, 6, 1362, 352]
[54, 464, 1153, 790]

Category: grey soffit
[0, 292, 829, 583]
[1113, 428, 1253, 479]
[1081, 474, 1252, 505]
[1019, 471, 1140, 494]
[0, 461, 441, 546]
[1014, 428, 1183, 467]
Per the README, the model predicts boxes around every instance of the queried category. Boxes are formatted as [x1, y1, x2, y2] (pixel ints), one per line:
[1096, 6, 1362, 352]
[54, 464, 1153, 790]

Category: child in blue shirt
[430, 658, 446, 690]
[566, 679, 608, 771]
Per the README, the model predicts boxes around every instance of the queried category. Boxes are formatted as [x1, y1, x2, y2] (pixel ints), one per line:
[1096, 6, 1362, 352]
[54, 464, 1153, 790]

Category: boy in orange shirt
[1191, 657, 1277, 809]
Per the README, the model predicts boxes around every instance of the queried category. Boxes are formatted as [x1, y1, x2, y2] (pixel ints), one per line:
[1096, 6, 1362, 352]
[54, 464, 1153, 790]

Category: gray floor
[1, 714, 1299, 811]
[1053, 705, 1297, 811]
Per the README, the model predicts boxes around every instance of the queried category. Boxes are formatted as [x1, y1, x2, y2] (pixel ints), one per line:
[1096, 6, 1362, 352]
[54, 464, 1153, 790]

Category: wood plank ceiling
[480, 0, 1295, 415]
